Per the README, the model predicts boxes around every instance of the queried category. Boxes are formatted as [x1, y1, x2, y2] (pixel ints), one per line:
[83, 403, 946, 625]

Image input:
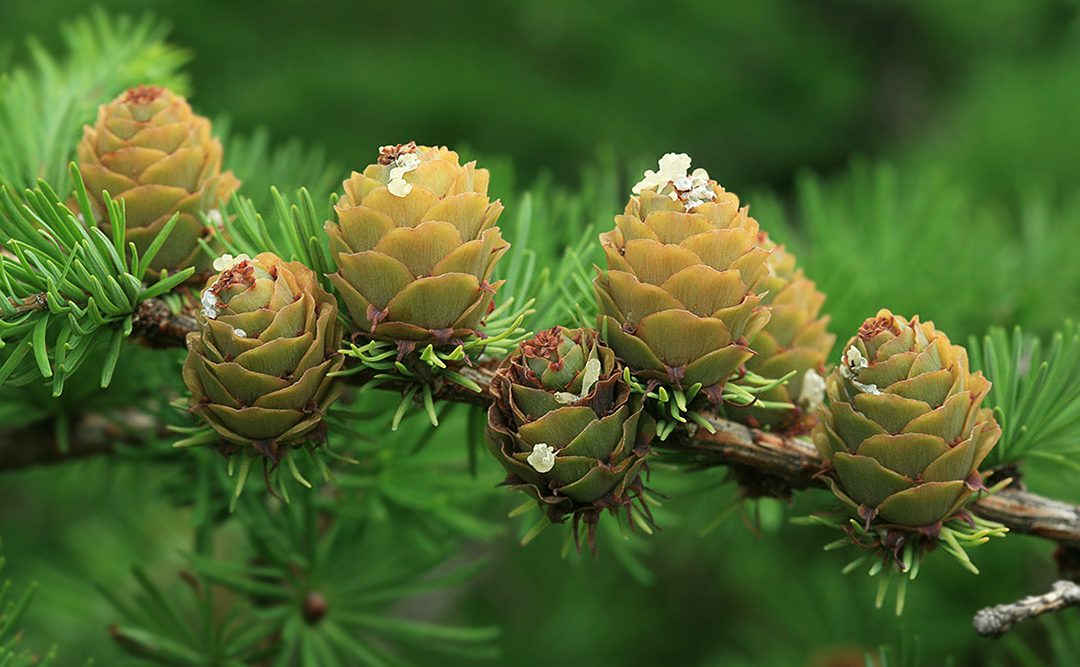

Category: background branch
[973, 581, 1080, 638]
[0, 408, 168, 472]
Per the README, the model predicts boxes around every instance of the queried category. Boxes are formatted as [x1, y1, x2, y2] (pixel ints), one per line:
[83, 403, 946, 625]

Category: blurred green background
[6, 0, 1079, 196]
[4, 1, 1080, 666]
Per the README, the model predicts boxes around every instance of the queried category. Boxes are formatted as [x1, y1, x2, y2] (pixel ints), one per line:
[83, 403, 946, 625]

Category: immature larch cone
[728, 239, 835, 431]
[485, 326, 656, 551]
[77, 85, 240, 275]
[325, 143, 507, 353]
[594, 153, 772, 405]
[812, 309, 1000, 533]
[183, 252, 344, 461]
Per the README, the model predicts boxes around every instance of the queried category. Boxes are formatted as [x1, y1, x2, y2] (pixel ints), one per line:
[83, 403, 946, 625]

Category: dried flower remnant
[388, 153, 420, 197]
[798, 368, 826, 412]
[377, 141, 418, 165]
[632, 153, 717, 211]
[527, 444, 557, 473]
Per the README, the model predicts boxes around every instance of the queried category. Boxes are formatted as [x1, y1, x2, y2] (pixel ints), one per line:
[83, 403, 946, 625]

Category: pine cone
[812, 309, 1000, 532]
[594, 153, 772, 405]
[77, 85, 240, 275]
[183, 252, 344, 461]
[325, 143, 507, 351]
[485, 326, 655, 549]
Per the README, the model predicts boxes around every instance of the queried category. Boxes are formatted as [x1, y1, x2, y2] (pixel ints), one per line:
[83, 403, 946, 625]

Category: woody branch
[4, 337, 1078, 554]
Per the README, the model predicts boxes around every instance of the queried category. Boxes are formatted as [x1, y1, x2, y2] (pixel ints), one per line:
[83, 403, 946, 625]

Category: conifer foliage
[5, 9, 1080, 667]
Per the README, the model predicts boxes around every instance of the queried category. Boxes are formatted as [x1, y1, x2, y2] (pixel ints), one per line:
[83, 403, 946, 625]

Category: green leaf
[0, 9, 190, 193]
[136, 211, 182, 277]
[29, 314, 51, 378]
[970, 322, 1080, 466]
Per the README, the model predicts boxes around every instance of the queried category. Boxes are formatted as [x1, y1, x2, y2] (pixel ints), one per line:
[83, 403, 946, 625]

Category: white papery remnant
[840, 345, 868, 380]
[799, 368, 826, 411]
[527, 443, 557, 473]
[633, 153, 692, 194]
[840, 345, 880, 394]
[206, 208, 225, 228]
[553, 358, 603, 405]
[200, 289, 220, 319]
[388, 153, 421, 197]
[213, 253, 251, 272]
[632, 153, 717, 211]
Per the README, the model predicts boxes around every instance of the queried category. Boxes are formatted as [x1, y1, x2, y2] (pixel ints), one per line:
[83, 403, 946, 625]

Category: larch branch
[973, 581, 1080, 638]
[6, 354, 1080, 559]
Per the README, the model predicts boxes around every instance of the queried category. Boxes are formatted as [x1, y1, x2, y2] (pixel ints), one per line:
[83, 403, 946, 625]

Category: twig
[0, 409, 168, 472]
[130, 297, 197, 349]
[7, 359, 1080, 557]
[967, 490, 1080, 549]
[973, 581, 1080, 638]
[671, 418, 826, 492]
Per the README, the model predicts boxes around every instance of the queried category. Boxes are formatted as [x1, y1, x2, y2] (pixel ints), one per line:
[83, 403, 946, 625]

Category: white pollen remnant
[388, 153, 421, 197]
[798, 369, 826, 412]
[631, 153, 716, 211]
[673, 169, 716, 210]
[553, 358, 604, 405]
[840, 345, 869, 381]
[213, 253, 251, 272]
[857, 381, 882, 396]
[633, 153, 692, 194]
[840, 346, 881, 394]
[553, 393, 574, 405]
[206, 209, 225, 228]
[527, 443, 557, 473]
[233, 328, 246, 338]
[201, 288, 220, 320]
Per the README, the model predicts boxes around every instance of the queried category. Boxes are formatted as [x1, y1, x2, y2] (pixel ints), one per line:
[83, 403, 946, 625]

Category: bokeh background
[7, 0, 1080, 198]
[3, 1, 1080, 665]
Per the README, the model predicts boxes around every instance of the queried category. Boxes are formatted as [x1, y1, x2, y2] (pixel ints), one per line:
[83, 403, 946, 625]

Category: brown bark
[129, 297, 197, 349]
[974, 580, 1080, 638]
[0, 409, 169, 472]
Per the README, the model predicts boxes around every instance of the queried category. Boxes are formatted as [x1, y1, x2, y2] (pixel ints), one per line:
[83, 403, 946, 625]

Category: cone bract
[183, 252, 344, 458]
[326, 143, 507, 347]
[594, 154, 772, 404]
[812, 309, 1000, 531]
[77, 85, 240, 275]
[485, 327, 655, 538]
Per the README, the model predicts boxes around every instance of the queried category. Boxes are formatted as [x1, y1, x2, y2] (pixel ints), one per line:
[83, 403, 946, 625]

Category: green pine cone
[594, 153, 772, 405]
[812, 309, 1000, 532]
[183, 252, 345, 460]
[77, 85, 240, 276]
[325, 143, 507, 349]
[728, 239, 835, 432]
[485, 326, 655, 548]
